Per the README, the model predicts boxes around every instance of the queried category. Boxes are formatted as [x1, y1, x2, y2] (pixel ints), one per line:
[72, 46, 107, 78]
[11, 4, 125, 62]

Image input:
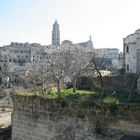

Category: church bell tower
[52, 20, 60, 45]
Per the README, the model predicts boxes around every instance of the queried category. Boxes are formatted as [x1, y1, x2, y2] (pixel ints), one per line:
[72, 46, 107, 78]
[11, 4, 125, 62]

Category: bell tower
[52, 20, 60, 45]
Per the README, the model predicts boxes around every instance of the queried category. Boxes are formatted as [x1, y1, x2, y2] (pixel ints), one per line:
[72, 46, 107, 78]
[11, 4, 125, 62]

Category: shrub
[103, 97, 119, 115]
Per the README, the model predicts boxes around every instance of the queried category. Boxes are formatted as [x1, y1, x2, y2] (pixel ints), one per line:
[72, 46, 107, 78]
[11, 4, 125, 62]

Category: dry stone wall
[12, 95, 140, 140]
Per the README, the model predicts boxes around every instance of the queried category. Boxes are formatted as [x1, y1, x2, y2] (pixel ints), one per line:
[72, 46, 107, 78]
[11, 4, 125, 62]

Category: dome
[61, 40, 73, 45]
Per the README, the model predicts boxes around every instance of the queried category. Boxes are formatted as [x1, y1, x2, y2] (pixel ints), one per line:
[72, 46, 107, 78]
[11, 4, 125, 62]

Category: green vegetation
[14, 87, 140, 104]
[103, 97, 119, 115]
[0, 124, 4, 128]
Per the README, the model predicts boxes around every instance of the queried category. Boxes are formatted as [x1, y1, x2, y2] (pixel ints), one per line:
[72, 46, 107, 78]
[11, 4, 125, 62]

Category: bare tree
[63, 45, 93, 92]
[18, 45, 94, 96]
[91, 56, 105, 104]
[46, 47, 66, 96]
[45, 45, 93, 94]
[19, 64, 53, 95]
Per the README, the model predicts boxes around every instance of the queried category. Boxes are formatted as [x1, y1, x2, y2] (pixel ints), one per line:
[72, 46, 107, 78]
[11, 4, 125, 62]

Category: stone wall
[12, 95, 140, 140]
[78, 75, 138, 93]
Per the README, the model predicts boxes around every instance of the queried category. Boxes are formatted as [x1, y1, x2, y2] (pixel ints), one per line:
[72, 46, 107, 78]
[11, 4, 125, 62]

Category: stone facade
[123, 29, 140, 73]
[12, 95, 140, 140]
[123, 29, 140, 92]
[95, 48, 119, 70]
[0, 42, 48, 85]
[61, 39, 94, 53]
[0, 42, 46, 72]
[118, 52, 124, 70]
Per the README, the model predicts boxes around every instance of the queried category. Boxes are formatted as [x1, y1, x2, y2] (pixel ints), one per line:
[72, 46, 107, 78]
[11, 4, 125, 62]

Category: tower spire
[89, 35, 92, 41]
[52, 20, 60, 45]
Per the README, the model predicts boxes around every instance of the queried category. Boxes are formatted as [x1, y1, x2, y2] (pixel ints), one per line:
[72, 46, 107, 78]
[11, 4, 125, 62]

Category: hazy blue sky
[0, 0, 140, 51]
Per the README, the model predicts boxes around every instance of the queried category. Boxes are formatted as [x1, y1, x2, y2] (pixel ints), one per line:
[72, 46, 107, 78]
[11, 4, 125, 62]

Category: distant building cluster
[0, 20, 122, 85]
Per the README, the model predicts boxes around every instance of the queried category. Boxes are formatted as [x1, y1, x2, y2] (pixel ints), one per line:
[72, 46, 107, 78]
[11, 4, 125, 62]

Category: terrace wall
[12, 95, 140, 140]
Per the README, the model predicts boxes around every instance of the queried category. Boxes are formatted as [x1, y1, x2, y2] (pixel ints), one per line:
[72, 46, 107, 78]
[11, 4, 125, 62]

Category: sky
[0, 0, 140, 51]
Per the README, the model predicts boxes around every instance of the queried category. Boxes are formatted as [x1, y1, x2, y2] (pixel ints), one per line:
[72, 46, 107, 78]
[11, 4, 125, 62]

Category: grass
[55, 88, 102, 101]
[113, 92, 140, 103]
[14, 87, 140, 104]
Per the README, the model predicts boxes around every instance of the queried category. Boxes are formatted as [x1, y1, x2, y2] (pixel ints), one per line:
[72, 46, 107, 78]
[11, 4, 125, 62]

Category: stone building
[118, 52, 124, 69]
[0, 20, 123, 89]
[61, 39, 94, 53]
[0, 42, 46, 72]
[0, 20, 121, 85]
[0, 42, 48, 85]
[94, 48, 119, 71]
[123, 29, 140, 73]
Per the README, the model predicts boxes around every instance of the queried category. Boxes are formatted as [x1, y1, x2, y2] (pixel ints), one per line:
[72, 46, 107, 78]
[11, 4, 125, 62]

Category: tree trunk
[127, 73, 140, 102]
[98, 88, 105, 104]
[73, 79, 77, 93]
[42, 83, 44, 95]
[92, 57, 105, 104]
[57, 81, 61, 97]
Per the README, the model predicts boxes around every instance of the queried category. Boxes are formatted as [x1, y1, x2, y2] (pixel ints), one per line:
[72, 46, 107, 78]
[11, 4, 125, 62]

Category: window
[126, 45, 129, 53]
[126, 64, 129, 71]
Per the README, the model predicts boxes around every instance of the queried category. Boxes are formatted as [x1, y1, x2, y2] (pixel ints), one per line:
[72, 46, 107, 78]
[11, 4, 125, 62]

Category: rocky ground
[0, 88, 13, 128]
[109, 120, 140, 134]
[0, 108, 12, 128]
